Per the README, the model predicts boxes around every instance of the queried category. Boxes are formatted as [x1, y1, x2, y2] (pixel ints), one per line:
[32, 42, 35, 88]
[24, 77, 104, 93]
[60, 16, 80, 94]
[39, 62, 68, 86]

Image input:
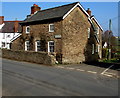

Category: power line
[100, 16, 120, 25]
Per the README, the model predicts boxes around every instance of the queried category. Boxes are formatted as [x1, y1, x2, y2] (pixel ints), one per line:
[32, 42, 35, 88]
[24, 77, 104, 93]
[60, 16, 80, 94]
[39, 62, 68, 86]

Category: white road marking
[68, 67, 75, 70]
[102, 73, 113, 77]
[87, 71, 97, 74]
[104, 72, 117, 76]
[76, 69, 85, 71]
[57, 66, 65, 68]
[101, 65, 114, 75]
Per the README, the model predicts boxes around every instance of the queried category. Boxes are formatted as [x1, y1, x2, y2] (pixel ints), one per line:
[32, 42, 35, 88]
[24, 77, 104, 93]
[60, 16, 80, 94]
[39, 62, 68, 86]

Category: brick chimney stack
[86, 8, 91, 16]
[31, 4, 41, 15]
[0, 16, 4, 24]
[14, 21, 18, 32]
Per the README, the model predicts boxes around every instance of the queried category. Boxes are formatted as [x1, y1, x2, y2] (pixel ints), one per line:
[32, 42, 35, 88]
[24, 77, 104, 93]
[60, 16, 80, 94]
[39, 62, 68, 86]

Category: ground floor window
[48, 41, 54, 52]
[92, 44, 94, 54]
[35, 40, 41, 51]
[25, 41, 30, 51]
[96, 44, 100, 53]
[2, 42, 5, 48]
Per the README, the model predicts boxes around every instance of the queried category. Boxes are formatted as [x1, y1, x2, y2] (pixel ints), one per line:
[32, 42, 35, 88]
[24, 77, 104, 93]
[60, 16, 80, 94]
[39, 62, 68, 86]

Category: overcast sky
[1, 2, 119, 36]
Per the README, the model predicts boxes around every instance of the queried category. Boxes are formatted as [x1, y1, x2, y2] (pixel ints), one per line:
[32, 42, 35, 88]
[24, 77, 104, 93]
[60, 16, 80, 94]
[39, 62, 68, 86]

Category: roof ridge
[38, 2, 79, 13]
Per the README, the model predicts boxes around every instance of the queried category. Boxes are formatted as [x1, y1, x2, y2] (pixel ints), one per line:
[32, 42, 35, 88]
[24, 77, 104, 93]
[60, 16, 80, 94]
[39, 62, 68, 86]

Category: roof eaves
[10, 33, 21, 42]
[91, 16, 103, 31]
[20, 16, 63, 24]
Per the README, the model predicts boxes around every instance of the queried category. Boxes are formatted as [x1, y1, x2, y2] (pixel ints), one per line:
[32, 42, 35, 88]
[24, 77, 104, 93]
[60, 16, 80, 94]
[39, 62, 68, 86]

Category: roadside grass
[99, 58, 120, 63]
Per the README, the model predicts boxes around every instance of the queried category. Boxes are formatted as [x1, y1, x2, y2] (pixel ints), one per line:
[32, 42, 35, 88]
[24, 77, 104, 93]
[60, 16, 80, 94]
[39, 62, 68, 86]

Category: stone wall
[2, 49, 56, 65]
[62, 7, 91, 63]
[21, 20, 62, 53]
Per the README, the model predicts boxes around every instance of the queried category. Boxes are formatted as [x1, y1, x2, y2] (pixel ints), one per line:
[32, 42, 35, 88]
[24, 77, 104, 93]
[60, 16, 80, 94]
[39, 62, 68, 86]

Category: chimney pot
[86, 8, 91, 16]
[31, 4, 41, 15]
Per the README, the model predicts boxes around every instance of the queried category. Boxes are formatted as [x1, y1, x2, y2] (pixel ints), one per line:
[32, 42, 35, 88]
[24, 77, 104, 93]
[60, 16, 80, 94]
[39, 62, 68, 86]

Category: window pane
[49, 42, 54, 46]
[37, 41, 41, 51]
[88, 28, 90, 38]
[25, 41, 30, 51]
[27, 27, 30, 32]
[37, 41, 40, 46]
[26, 26, 30, 33]
[48, 41, 54, 52]
[49, 24, 54, 32]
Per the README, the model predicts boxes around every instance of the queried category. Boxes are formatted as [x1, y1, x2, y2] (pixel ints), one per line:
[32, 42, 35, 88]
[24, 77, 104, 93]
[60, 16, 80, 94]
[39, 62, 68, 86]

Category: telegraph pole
[108, 19, 112, 60]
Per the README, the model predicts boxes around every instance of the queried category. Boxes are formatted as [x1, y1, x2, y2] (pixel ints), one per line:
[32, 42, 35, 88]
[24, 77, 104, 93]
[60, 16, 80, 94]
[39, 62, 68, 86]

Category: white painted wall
[0, 23, 20, 49]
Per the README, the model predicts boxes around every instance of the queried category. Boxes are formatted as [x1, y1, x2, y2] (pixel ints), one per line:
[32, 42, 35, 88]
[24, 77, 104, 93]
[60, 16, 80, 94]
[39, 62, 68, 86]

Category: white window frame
[25, 41, 30, 51]
[26, 26, 30, 33]
[3, 33, 5, 39]
[35, 40, 41, 52]
[92, 44, 94, 54]
[98, 45, 100, 52]
[48, 41, 54, 52]
[49, 24, 54, 32]
[88, 28, 90, 38]
[97, 27, 99, 35]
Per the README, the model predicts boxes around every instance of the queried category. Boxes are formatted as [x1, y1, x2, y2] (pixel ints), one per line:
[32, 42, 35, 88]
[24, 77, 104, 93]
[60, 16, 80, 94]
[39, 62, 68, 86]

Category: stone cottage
[11, 2, 103, 64]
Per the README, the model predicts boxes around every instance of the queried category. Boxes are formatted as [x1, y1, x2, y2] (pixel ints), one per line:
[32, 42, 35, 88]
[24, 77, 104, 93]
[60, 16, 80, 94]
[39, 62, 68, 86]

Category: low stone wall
[1, 49, 56, 65]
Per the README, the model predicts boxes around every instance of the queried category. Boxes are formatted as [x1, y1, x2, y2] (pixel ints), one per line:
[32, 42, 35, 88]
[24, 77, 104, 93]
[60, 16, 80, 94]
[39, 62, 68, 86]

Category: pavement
[55, 63, 119, 78]
[2, 58, 118, 96]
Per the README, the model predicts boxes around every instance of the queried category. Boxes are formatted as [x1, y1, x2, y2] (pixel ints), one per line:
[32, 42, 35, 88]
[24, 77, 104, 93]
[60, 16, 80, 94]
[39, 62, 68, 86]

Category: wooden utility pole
[108, 19, 112, 60]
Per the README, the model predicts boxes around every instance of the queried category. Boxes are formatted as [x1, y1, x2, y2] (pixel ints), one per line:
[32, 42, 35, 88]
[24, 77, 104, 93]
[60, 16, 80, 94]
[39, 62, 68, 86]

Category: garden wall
[1, 49, 55, 65]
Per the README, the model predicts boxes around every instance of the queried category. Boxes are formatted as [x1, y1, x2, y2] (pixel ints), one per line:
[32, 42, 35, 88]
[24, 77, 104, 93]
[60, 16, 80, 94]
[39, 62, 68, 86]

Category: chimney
[14, 20, 18, 32]
[86, 8, 91, 16]
[31, 4, 41, 15]
[0, 16, 4, 24]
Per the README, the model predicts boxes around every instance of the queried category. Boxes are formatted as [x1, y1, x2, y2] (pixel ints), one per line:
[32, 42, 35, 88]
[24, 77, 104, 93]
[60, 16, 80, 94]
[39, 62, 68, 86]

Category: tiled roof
[21, 2, 79, 23]
[0, 21, 22, 33]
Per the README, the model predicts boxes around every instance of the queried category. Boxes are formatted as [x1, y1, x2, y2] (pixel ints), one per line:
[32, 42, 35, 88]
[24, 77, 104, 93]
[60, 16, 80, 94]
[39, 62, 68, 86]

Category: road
[2, 58, 118, 96]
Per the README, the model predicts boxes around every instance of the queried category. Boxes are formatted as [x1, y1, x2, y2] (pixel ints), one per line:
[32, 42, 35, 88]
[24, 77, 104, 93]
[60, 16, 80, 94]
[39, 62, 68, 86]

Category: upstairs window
[26, 26, 30, 33]
[97, 27, 99, 34]
[48, 41, 54, 52]
[7, 34, 10, 38]
[3, 33, 5, 39]
[25, 41, 30, 51]
[35, 40, 41, 52]
[88, 28, 90, 38]
[49, 24, 54, 32]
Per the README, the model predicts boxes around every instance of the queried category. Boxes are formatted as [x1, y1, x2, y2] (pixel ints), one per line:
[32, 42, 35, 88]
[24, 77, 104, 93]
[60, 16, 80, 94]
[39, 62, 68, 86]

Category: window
[88, 28, 90, 38]
[25, 41, 30, 51]
[3, 33, 5, 39]
[7, 34, 10, 38]
[98, 45, 100, 52]
[48, 41, 54, 52]
[96, 45, 98, 52]
[49, 24, 54, 32]
[97, 27, 99, 34]
[35, 41, 41, 51]
[92, 44, 94, 54]
[96, 45, 100, 53]
[26, 26, 30, 33]
[2, 42, 5, 48]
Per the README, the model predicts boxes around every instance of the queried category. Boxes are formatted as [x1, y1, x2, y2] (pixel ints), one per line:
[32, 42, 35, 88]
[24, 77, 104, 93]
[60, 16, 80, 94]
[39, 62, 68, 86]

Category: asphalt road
[2, 58, 118, 96]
